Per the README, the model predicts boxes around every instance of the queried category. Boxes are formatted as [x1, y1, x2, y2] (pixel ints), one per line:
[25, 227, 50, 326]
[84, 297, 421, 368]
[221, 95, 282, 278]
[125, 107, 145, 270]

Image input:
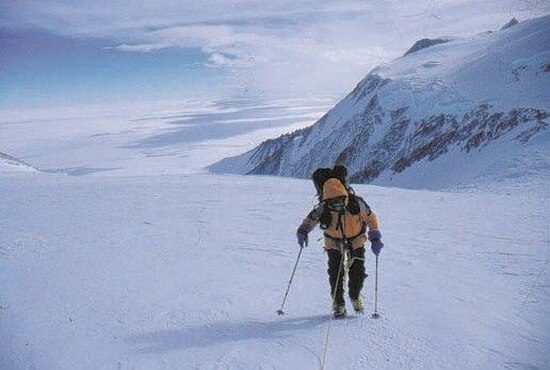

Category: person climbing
[295, 165, 384, 318]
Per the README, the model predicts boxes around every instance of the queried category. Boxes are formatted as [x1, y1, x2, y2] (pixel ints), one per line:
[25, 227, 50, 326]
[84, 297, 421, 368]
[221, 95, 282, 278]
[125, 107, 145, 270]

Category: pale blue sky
[1, 28, 222, 107]
[1, 0, 548, 109]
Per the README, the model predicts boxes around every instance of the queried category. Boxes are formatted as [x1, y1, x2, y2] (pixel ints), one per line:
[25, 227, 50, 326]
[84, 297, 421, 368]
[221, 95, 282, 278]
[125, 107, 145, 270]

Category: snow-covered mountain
[211, 16, 550, 189]
[0, 151, 36, 173]
[1, 63, 549, 370]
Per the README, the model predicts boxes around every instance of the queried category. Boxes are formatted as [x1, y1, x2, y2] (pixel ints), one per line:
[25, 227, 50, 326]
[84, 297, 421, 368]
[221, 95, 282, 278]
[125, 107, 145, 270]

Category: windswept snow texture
[1, 21, 550, 370]
[0, 151, 36, 173]
[0, 97, 334, 177]
[1, 174, 549, 370]
[212, 16, 550, 190]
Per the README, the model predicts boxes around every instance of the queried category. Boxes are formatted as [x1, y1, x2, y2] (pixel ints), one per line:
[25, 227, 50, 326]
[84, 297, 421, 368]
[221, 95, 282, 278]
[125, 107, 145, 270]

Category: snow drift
[0, 151, 36, 173]
[211, 16, 550, 189]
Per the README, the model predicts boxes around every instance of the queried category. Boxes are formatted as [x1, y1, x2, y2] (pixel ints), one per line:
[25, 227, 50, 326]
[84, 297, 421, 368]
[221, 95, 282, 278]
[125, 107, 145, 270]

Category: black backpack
[312, 165, 348, 202]
[311, 165, 362, 230]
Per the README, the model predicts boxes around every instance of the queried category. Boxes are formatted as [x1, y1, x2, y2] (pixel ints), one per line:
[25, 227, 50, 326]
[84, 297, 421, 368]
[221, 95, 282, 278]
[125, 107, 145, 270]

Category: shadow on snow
[127, 314, 331, 353]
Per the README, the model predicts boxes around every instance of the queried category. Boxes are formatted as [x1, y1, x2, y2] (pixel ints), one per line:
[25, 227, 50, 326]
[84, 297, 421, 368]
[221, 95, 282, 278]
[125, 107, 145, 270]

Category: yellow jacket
[299, 196, 379, 250]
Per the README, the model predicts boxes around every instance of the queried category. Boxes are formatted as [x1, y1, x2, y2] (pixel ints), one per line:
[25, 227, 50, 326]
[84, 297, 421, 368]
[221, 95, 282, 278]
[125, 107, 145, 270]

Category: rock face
[403, 38, 451, 56]
[501, 17, 519, 30]
[211, 16, 550, 189]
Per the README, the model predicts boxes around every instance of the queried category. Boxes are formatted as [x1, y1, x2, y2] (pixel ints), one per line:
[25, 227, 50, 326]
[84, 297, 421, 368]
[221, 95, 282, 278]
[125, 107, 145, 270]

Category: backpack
[312, 165, 348, 202]
[311, 165, 364, 237]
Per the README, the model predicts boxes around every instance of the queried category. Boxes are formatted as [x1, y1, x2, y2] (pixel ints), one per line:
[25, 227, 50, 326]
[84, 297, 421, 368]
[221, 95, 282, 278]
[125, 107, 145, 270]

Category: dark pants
[327, 247, 366, 305]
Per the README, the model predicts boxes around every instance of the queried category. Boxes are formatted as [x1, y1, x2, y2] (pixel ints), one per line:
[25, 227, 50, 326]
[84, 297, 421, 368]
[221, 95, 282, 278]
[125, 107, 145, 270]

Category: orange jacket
[299, 196, 380, 250]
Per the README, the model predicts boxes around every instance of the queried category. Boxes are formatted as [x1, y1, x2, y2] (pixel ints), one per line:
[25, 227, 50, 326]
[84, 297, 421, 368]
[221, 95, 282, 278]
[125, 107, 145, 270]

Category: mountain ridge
[210, 16, 550, 189]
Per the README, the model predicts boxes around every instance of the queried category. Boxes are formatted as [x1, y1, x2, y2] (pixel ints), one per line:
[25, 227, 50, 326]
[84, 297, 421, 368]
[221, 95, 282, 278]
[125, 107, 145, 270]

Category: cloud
[2, 0, 549, 99]
[111, 43, 164, 53]
[109, 24, 248, 51]
[207, 53, 253, 68]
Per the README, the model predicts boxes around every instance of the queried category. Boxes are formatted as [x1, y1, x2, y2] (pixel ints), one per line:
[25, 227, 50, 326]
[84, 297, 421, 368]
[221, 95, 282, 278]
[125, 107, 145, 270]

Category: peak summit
[403, 38, 451, 56]
[501, 17, 519, 30]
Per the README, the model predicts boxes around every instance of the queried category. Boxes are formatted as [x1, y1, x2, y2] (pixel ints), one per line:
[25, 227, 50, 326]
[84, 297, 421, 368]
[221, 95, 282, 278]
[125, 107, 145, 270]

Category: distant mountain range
[211, 16, 550, 189]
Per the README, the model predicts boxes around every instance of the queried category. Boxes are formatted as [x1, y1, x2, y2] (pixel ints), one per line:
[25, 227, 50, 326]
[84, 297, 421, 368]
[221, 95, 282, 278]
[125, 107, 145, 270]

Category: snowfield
[1, 96, 549, 369]
[212, 16, 550, 190]
[1, 173, 548, 369]
[0, 152, 36, 174]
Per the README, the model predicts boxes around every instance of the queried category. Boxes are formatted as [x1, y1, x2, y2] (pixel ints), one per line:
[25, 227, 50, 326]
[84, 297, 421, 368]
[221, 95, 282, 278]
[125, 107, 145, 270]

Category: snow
[0, 97, 334, 177]
[1, 96, 549, 369]
[212, 16, 550, 189]
[1, 173, 548, 369]
[374, 128, 550, 190]
[0, 152, 36, 174]
[378, 15, 550, 113]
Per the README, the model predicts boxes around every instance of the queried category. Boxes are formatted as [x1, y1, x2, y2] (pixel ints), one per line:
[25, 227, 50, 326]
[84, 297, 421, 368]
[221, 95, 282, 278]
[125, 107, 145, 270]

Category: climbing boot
[351, 295, 364, 313]
[332, 302, 347, 318]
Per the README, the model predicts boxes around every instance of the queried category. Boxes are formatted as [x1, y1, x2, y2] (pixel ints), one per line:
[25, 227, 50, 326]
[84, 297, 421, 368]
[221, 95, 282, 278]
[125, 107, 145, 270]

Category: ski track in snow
[0, 97, 549, 369]
[1, 173, 549, 370]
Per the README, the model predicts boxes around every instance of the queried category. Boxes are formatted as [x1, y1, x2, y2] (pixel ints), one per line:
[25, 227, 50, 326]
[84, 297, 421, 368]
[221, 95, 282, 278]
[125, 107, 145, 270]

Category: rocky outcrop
[403, 38, 451, 56]
[244, 90, 548, 183]
[211, 16, 550, 188]
[501, 17, 519, 30]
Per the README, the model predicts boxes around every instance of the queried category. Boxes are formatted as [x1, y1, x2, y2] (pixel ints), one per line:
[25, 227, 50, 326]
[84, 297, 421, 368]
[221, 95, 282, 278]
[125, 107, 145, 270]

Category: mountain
[0, 151, 36, 173]
[211, 16, 550, 189]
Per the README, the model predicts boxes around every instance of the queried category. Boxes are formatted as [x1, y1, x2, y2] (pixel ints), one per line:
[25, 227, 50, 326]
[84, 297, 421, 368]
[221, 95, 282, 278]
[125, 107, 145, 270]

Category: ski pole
[371, 255, 381, 319]
[276, 243, 305, 315]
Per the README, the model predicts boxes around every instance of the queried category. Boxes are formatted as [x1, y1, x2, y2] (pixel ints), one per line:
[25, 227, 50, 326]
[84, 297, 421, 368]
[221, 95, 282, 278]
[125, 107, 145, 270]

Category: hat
[322, 178, 348, 201]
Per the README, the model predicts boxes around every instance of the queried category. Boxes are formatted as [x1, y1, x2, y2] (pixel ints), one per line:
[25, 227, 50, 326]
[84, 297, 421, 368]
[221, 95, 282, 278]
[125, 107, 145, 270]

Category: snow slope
[0, 151, 36, 173]
[1, 95, 549, 369]
[211, 16, 550, 190]
[1, 173, 548, 370]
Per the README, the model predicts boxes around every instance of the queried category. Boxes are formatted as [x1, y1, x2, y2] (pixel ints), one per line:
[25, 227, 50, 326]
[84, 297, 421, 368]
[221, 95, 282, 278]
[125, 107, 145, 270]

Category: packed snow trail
[1, 173, 548, 369]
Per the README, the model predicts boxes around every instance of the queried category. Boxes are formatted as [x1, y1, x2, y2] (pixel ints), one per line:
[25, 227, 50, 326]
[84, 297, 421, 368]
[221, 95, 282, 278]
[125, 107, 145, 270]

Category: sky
[1, 0, 549, 109]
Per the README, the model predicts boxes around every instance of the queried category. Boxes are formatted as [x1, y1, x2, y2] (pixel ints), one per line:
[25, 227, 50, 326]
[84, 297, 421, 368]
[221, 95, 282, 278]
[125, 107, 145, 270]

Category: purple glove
[368, 229, 384, 256]
[296, 224, 311, 247]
